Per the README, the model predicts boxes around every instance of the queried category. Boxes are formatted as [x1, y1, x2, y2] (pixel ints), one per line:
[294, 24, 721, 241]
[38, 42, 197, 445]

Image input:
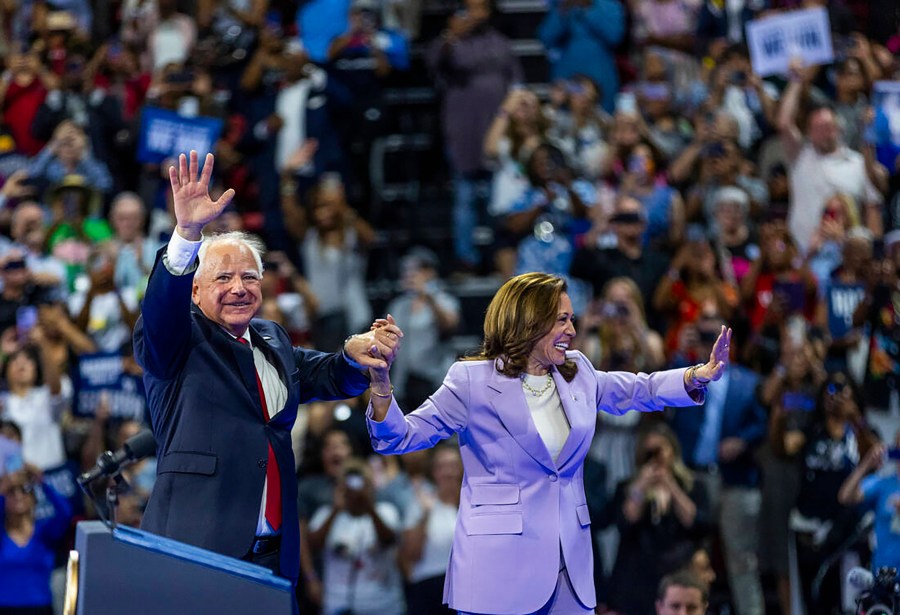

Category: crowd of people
[0, 0, 898, 613]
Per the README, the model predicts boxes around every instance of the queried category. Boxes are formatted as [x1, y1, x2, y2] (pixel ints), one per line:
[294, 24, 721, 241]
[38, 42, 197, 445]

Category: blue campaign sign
[35, 461, 85, 520]
[72, 352, 147, 422]
[136, 107, 224, 164]
[872, 81, 900, 171]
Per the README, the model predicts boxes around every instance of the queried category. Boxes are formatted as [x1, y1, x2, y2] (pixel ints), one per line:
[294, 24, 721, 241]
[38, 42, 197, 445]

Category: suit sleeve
[366, 361, 470, 454]
[133, 247, 196, 380]
[292, 345, 370, 403]
[590, 355, 698, 415]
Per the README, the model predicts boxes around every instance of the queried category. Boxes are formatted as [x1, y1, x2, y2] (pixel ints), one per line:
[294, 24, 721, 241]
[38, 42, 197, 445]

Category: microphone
[847, 566, 875, 591]
[78, 430, 157, 486]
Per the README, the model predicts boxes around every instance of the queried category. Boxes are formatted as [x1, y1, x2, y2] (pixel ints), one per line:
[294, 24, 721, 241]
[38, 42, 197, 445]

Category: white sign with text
[746, 8, 834, 77]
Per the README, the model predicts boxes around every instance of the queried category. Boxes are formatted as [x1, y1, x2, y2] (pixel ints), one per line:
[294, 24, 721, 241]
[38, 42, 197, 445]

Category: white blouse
[522, 374, 570, 463]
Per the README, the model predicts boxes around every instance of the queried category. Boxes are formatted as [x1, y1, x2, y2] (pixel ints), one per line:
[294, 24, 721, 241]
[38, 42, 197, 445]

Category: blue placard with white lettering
[827, 283, 866, 339]
[136, 107, 223, 164]
[746, 8, 834, 77]
[34, 461, 85, 519]
[871, 81, 900, 171]
[72, 352, 147, 422]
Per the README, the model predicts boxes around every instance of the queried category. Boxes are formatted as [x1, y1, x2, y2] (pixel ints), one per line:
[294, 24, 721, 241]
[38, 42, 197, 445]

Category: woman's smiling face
[527, 293, 576, 375]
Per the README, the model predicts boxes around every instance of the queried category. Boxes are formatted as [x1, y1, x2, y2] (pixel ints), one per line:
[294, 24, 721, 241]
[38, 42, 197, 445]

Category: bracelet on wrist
[370, 385, 394, 398]
[689, 363, 710, 389]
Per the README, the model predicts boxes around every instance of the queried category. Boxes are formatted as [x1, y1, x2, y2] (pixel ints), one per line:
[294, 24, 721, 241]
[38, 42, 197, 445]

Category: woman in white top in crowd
[0, 340, 68, 470]
[400, 444, 463, 615]
[308, 458, 405, 615]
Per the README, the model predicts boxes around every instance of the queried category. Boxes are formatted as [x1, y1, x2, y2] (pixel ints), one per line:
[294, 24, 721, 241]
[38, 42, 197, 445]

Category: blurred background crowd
[0, 0, 899, 613]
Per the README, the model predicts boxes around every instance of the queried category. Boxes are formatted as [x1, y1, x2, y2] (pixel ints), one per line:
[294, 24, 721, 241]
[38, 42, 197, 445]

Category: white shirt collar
[222, 327, 253, 347]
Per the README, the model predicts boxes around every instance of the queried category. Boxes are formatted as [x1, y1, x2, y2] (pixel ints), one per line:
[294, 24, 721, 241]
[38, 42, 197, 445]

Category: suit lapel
[229, 332, 264, 417]
[553, 371, 591, 471]
[250, 326, 290, 387]
[249, 325, 295, 426]
[487, 369, 556, 474]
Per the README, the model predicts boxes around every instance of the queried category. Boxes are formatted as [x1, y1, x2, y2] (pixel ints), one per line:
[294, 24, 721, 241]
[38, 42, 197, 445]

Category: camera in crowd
[850, 566, 900, 614]
[344, 471, 365, 492]
[641, 446, 663, 465]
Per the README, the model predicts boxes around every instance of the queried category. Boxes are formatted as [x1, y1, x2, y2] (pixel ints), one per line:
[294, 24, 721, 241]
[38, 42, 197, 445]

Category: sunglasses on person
[610, 212, 644, 225]
[826, 382, 849, 397]
[1, 259, 27, 271]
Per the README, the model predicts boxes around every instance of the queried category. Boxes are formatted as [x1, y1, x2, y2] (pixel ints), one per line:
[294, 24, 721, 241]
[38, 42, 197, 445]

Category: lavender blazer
[367, 351, 698, 614]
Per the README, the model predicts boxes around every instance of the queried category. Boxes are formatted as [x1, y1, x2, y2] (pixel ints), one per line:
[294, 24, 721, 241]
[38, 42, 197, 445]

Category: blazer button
[549, 473, 558, 482]
[257, 459, 267, 469]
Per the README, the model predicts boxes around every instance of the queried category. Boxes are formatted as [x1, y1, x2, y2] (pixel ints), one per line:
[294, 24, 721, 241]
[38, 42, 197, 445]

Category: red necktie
[237, 337, 282, 532]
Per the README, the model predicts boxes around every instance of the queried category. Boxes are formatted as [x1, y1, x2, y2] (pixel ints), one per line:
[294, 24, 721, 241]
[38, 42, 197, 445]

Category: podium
[70, 521, 294, 615]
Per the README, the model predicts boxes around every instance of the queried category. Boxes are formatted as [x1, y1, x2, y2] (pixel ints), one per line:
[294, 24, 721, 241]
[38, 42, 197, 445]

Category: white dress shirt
[165, 231, 288, 536]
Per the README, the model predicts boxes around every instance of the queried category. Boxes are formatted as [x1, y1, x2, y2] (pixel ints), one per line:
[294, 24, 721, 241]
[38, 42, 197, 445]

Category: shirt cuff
[164, 229, 202, 276]
[342, 343, 365, 371]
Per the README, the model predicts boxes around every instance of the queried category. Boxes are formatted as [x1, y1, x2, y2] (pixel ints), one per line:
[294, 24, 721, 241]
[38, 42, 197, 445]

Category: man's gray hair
[110, 191, 145, 214]
[197, 231, 266, 278]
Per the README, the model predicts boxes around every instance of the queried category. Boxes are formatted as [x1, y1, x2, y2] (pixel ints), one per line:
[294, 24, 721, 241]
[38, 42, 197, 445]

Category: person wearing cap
[134, 152, 400, 600]
[385, 247, 460, 409]
[41, 173, 113, 292]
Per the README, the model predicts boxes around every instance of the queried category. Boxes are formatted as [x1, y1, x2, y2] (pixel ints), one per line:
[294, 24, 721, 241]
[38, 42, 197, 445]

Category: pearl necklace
[521, 373, 553, 397]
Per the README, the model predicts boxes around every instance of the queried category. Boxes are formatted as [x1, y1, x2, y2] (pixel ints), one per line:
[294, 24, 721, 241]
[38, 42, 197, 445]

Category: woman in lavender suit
[366, 273, 730, 614]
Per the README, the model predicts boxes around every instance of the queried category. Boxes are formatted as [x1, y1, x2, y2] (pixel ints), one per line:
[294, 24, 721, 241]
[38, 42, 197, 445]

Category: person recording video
[0, 460, 73, 614]
[307, 459, 405, 615]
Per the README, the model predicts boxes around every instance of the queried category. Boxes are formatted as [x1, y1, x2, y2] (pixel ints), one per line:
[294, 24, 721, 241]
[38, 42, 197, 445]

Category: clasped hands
[342, 314, 404, 374]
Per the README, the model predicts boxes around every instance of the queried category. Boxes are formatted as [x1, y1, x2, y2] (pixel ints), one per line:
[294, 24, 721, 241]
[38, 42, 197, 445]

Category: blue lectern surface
[75, 521, 294, 615]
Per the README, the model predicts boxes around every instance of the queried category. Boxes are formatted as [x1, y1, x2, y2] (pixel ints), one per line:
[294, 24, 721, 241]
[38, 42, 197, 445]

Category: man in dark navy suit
[133, 151, 403, 589]
[669, 313, 767, 615]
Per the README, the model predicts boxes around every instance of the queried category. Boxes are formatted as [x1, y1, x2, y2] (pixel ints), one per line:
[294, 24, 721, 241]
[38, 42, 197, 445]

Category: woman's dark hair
[2, 345, 44, 388]
[812, 370, 865, 424]
[0, 418, 22, 440]
[457, 0, 501, 30]
[570, 73, 603, 105]
[635, 420, 694, 491]
[508, 95, 550, 161]
[297, 426, 358, 478]
[678, 238, 719, 283]
[525, 142, 568, 187]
